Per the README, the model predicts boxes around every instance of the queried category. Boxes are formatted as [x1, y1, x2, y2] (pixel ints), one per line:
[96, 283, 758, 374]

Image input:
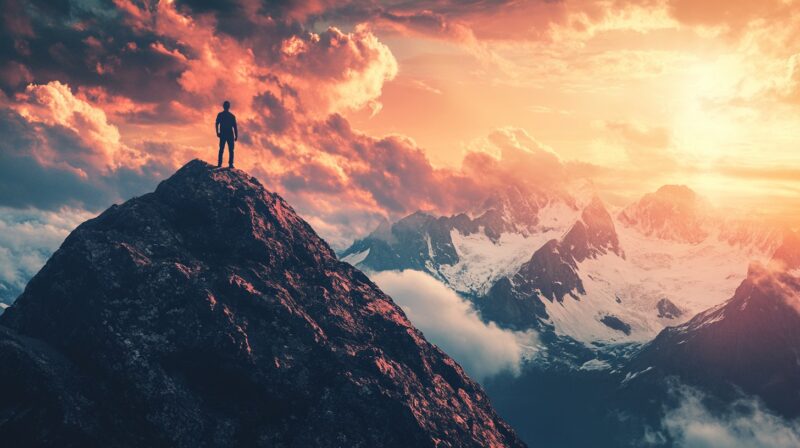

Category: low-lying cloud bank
[648, 385, 800, 448]
[370, 270, 537, 381]
[0, 207, 91, 304]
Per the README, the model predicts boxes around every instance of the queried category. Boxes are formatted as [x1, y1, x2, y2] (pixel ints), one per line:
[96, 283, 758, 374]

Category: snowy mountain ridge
[342, 184, 785, 345]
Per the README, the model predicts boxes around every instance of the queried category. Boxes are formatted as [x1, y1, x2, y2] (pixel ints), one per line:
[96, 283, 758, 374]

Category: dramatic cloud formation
[0, 104, 169, 210]
[462, 127, 572, 189]
[370, 270, 537, 381]
[3, 0, 800, 299]
[277, 26, 398, 116]
[12, 81, 145, 172]
[650, 385, 800, 448]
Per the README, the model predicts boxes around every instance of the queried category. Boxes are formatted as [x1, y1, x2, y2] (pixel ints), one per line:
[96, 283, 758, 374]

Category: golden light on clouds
[4, 0, 800, 242]
[342, 1, 800, 223]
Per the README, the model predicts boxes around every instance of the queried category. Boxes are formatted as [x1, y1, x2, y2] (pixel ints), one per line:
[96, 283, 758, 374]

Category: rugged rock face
[629, 259, 800, 417]
[480, 196, 622, 330]
[0, 160, 525, 448]
[341, 211, 461, 272]
[563, 196, 622, 261]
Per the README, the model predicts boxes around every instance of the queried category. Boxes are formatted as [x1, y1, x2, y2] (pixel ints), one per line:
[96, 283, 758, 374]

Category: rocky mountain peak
[653, 184, 698, 202]
[563, 195, 623, 260]
[618, 184, 710, 243]
[479, 195, 624, 330]
[0, 160, 524, 447]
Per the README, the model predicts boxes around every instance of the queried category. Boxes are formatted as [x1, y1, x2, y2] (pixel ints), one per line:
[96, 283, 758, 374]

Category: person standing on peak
[215, 101, 238, 168]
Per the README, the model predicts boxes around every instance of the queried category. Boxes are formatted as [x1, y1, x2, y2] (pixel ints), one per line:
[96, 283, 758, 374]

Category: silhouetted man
[215, 101, 238, 168]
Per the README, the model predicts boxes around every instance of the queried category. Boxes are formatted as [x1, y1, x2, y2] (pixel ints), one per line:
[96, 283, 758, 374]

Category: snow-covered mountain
[341, 184, 785, 345]
[626, 234, 800, 418]
[479, 196, 623, 332]
[340, 184, 581, 295]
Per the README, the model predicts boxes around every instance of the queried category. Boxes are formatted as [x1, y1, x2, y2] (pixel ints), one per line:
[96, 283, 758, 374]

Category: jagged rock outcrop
[598, 315, 631, 335]
[341, 211, 461, 272]
[0, 160, 525, 448]
[480, 196, 622, 330]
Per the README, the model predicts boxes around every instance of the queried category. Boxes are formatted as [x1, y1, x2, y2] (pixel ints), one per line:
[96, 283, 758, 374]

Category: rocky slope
[0, 160, 525, 448]
[627, 237, 800, 417]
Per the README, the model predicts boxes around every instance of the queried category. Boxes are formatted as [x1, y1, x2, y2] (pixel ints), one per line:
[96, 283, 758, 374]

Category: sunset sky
[2, 0, 800, 261]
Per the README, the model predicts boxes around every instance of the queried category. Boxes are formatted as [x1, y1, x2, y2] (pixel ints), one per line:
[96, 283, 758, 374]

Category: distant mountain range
[342, 182, 787, 344]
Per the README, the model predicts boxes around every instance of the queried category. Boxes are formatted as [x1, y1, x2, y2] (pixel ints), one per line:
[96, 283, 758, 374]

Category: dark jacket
[215, 111, 238, 138]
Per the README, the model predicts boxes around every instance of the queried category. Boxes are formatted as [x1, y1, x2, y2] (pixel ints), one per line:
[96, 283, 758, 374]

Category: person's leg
[228, 137, 235, 167]
[218, 137, 225, 167]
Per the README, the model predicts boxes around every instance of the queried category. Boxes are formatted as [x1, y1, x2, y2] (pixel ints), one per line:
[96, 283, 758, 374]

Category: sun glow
[671, 56, 747, 164]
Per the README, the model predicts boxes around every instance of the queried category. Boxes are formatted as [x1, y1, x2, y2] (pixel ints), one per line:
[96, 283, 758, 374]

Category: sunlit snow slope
[342, 184, 783, 345]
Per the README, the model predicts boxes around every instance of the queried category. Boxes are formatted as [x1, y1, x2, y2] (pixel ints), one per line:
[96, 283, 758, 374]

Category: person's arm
[233, 115, 238, 141]
[215, 114, 221, 137]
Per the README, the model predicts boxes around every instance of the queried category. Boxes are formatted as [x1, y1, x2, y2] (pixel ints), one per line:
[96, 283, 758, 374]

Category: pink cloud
[0, 0, 606, 244]
[11, 81, 146, 174]
[277, 25, 398, 116]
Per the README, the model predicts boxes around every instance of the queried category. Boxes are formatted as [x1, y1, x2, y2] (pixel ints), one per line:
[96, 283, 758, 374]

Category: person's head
[222, 100, 230, 111]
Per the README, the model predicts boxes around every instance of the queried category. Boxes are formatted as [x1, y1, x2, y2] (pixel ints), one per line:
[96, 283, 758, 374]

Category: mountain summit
[618, 184, 710, 243]
[0, 160, 524, 448]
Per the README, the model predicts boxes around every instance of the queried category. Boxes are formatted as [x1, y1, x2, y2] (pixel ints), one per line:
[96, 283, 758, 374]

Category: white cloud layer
[0, 207, 91, 303]
[649, 385, 800, 448]
[370, 269, 537, 381]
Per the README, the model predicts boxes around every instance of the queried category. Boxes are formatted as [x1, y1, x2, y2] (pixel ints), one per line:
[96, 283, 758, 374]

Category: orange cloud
[4, 0, 800, 244]
[276, 25, 398, 116]
[12, 81, 146, 173]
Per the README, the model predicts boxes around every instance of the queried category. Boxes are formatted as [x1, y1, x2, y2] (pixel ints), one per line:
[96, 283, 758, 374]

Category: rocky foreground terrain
[0, 160, 524, 448]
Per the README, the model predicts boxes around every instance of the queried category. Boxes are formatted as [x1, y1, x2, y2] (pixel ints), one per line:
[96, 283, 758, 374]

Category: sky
[2, 0, 800, 263]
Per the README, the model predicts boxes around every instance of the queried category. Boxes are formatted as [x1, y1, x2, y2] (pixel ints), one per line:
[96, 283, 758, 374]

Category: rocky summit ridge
[0, 160, 524, 448]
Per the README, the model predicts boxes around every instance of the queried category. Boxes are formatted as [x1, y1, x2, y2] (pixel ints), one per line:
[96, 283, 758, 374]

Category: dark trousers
[218, 135, 234, 167]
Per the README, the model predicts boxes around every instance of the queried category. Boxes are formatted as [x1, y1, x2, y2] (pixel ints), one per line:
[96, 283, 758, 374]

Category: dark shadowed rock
[598, 315, 631, 335]
[655, 298, 682, 319]
[0, 160, 525, 448]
